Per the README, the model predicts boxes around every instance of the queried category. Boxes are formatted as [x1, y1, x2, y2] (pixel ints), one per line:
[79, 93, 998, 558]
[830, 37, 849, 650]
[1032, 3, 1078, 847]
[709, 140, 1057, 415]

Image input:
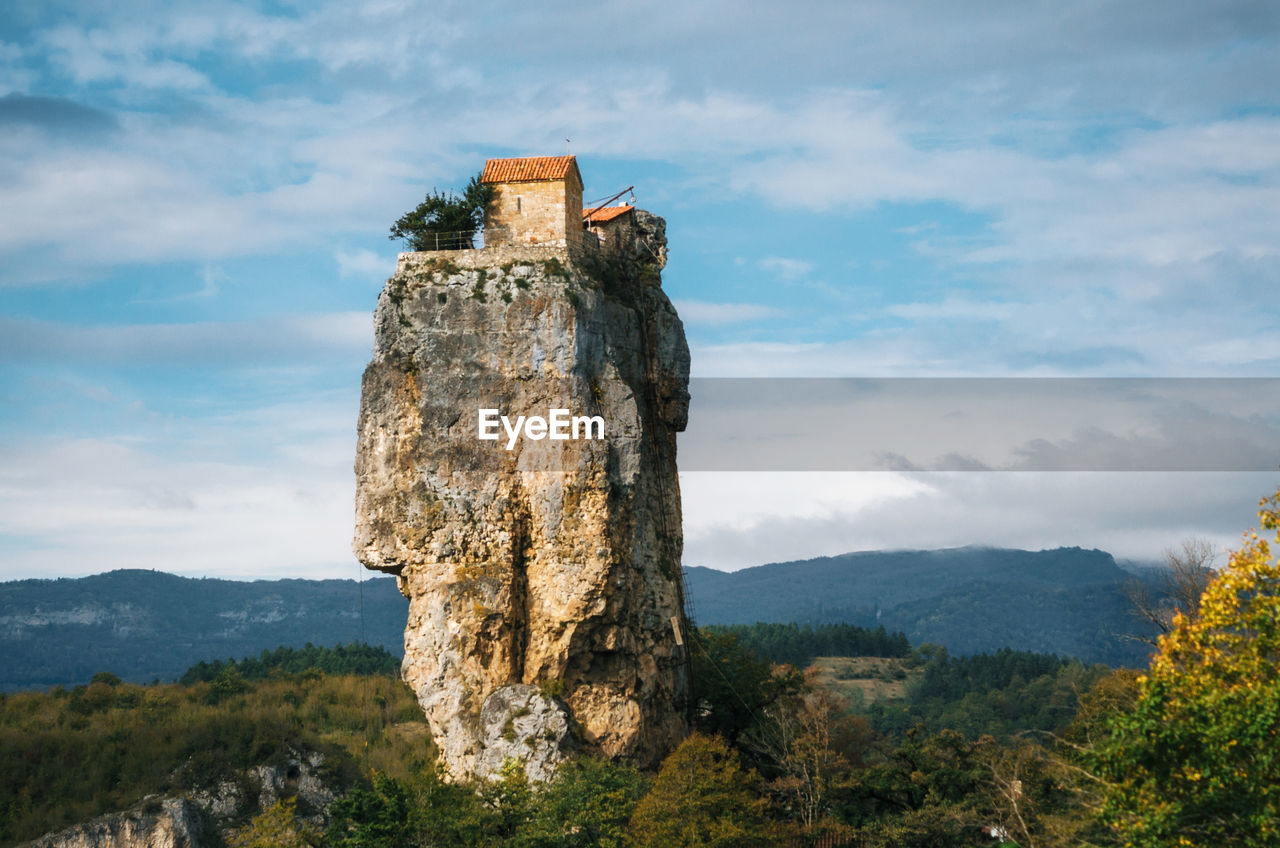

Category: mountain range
[683, 546, 1154, 667]
[0, 569, 407, 690]
[1, 546, 1156, 689]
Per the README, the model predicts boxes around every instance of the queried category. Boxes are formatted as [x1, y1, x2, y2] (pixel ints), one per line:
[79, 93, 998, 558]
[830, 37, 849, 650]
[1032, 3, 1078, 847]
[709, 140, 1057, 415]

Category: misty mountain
[0, 569, 407, 690]
[684, 546, 1155, 667]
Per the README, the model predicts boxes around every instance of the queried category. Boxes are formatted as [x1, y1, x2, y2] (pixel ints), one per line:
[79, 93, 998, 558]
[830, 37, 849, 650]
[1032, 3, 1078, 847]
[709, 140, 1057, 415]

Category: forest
[5, 490, 1280, 847]
[3, 636, 1102, 846]
[701, 622, 913, 668]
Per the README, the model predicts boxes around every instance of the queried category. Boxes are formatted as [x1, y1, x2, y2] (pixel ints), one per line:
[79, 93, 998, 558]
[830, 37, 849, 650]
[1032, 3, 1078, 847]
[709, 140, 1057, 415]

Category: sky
[1, 0, 1279, 580]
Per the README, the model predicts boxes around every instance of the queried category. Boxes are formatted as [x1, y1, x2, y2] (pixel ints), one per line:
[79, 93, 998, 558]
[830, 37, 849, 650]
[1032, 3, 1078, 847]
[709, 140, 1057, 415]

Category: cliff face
[18, 798, 202, 848]
[353, 211, 690, 781]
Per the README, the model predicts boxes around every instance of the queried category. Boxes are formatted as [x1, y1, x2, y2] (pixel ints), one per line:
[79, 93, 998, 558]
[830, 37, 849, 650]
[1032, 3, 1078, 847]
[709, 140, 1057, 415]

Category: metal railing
[401, 228, 604, 256]
[403, 230, 480, 251]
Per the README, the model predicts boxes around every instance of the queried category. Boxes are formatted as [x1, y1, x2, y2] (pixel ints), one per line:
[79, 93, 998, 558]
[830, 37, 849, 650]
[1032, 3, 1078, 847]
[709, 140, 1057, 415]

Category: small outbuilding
[481, 156, 584, 249]
[583, 204, 636, 254]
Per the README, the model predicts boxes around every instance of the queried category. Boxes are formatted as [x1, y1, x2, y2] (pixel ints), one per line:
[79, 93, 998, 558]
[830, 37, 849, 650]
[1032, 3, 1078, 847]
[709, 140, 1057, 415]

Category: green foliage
[704, 622, 912, 668]
[227, 797, 320, 848]
[837, 727, 1102, 846]
[205, 665, 251, 704]
[404, 763, 502, 847]
[0, 631, 1121, 848]
[480, 760, 536, 840]
[1094, 489, 1280, 846]
[913, 648, 1063, 699]
[541, 257, 571, 280]
[628, 733, 774, 848]
[388, 174, 494, 251]
[323, 757, 647, 848]
[863, 647, 1110, 741]
[1064, 666, 1141, 747]
[690, 628, 803, 745]
[834, 728, 990, 843]
[181, 643, 400, 685]
[521, 758, 648, 848]
[327, 772, 413, 848]
[0, 671, 425, 845]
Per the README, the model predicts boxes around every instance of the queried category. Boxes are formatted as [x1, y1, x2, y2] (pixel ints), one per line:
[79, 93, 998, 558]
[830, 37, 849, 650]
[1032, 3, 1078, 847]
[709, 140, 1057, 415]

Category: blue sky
[2, 0, 1278, 578]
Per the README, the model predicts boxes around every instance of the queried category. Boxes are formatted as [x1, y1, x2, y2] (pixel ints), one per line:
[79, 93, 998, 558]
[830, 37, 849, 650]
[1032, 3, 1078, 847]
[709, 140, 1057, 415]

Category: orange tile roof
[481, 156, 579, 183]
[583, 204, 634, 223]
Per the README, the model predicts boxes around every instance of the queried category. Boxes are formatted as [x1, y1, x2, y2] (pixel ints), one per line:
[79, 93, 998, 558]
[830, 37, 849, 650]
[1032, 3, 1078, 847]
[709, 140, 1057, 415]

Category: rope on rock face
[357, 560, 371, 769]
[583, 186, 635, 217]
[683, 622, 794, 758]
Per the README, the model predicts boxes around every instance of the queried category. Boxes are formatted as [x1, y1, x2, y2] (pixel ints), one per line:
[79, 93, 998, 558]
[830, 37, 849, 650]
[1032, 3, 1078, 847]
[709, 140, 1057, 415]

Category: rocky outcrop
[18, 798, 202, 848]
[353, 210, 690, 781]
[21, 749, 337, 848]
[188, 749, 335, 822]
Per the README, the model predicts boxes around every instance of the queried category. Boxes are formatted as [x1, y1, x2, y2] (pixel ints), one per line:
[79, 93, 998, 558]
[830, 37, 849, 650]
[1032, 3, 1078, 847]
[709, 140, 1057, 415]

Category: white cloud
[336, 247, 393, 279]
[0, 375, 369, 581]
[678, 378, 1280, 474]
[672, 300, 785, 326]
[680, 471, 927, 533]
[6, 3, 1279, 318]
[132, 265, 223, 303]
[883, 298, 1017, 322]
[8, 72, 1272, 317]
[42, 23, 212, 90]
[680, 471, 1272, 571]
[0, 313, 372, 366]
[689, 338, 991, 378]
[3, 0, 1278, 583]
[0, 432, 360, 580]
[758, 256, 814, 281]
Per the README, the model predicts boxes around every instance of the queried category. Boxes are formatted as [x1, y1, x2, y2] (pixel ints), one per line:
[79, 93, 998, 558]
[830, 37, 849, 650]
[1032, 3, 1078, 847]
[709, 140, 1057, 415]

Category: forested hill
[683, 546, 1154, 667]
[2, 547, 1154, 689]
[0, 570, 407, 690]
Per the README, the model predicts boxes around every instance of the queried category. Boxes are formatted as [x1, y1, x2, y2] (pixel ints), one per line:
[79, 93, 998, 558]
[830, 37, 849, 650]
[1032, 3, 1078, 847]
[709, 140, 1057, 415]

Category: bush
[227, 797, 320, 848]
[389, 174, 494, 251]
[327, 772, 412, 848]
[628, 733, 773, 848]
[522, 758, 648, 848]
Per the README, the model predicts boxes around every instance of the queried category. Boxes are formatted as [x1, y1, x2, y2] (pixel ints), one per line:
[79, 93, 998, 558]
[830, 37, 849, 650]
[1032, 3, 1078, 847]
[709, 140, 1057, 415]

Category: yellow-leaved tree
[1097, 488, 1280, 846]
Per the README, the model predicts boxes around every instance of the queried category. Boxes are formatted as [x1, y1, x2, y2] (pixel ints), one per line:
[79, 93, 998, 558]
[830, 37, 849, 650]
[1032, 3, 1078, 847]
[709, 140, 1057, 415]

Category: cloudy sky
[1, 0, 1278, 579]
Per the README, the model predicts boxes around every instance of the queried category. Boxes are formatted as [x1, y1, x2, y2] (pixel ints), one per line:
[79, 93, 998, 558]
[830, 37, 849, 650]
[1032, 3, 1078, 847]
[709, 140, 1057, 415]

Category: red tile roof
[481, 156, 579, 183]
[583, 204, 634, 223]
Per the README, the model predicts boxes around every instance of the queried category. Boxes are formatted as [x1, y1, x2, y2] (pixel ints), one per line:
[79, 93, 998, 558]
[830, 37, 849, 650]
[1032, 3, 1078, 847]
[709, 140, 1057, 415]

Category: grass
[808, 656, 918, 705]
